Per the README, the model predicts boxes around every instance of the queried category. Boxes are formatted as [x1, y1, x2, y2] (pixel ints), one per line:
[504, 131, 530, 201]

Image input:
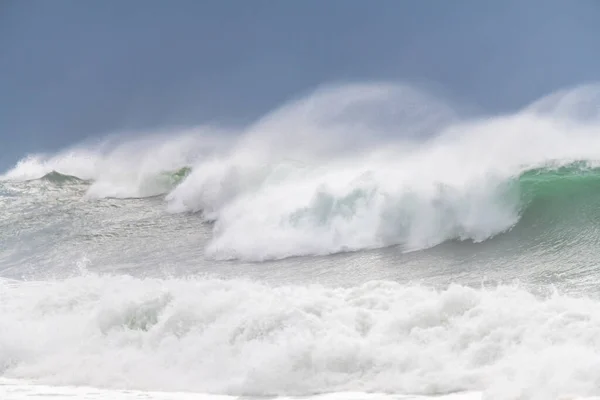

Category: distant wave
[39, 171, 88, 184]
[1, 128, 220, 198]
[15, 168, 192, 199]
[4, 82, 600, 260]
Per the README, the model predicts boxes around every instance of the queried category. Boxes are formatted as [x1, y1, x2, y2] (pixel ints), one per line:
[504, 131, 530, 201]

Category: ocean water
[3, 83, 600, 400]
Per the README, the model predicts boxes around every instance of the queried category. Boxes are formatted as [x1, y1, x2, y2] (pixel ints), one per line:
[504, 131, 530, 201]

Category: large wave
[4, 82, 600, 260]
[1, 274, 600, 400]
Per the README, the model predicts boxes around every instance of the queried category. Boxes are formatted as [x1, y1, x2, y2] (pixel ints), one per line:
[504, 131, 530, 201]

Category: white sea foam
[1, 275, 600, 400]
[0, 379, 483, 400]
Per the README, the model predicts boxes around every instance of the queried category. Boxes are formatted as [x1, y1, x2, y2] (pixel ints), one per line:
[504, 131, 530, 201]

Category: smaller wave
[1, 128, 228, 199]
[84, 166, 194, 199]
[38, 171, 88, 185]
[7, 166, 192, 196]
[1, 152, 100, 182]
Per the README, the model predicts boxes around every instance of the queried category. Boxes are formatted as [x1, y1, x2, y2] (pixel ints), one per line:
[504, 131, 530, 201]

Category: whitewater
[3, 82, 600, 400]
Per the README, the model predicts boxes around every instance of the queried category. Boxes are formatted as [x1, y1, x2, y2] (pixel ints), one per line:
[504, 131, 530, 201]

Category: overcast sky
[2, 0, 600, 168]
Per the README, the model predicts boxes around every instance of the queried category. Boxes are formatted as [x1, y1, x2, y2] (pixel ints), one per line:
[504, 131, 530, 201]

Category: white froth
[1, 275, 600, 400]
[0, 379, 484, 400]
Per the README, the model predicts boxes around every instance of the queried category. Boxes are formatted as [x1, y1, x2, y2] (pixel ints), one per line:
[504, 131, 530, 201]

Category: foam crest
[2, 275, 600, 400]
[166, 83, 455, 215]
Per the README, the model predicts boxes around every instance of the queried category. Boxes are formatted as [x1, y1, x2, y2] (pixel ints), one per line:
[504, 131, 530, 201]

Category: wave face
[517, 163, 600, 239]
[2, 275, 600, 400]
[4, 83, 600, 262]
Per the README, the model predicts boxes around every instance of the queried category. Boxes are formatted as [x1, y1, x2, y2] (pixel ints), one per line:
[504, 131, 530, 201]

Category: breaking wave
[4, 82, 600, 260]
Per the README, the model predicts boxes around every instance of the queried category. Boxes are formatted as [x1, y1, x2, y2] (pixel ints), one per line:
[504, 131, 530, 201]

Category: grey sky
[2, 0, 600, 168]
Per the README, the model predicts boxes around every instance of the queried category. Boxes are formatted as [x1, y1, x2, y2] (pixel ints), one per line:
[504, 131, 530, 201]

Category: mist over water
[4, 82, 600, 399]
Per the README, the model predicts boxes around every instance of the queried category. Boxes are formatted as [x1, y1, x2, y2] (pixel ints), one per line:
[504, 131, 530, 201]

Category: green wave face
[170, 166, 192, 183]
[500, 162, 600, 250]
[156, 166, 192, 186]
[518, 162, 600, 211]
